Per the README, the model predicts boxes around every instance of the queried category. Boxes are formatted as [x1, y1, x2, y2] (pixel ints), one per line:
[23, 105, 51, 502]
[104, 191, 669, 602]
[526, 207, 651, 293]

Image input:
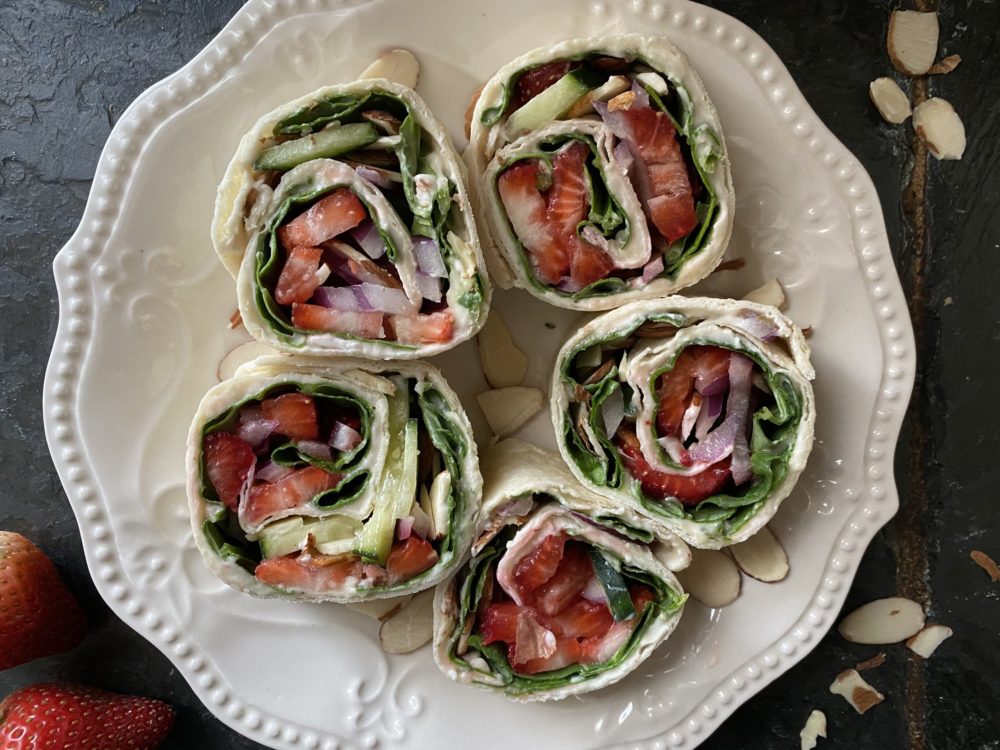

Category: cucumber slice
[258, 515, 362, 559]
[588, 548, 636, 621]
[505, 69, 604, 137]
[254, 122, 379, 172]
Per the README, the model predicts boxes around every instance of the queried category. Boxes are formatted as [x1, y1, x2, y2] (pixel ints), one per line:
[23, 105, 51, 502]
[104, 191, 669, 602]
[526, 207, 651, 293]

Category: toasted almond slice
[970, 549, 1000, 582]
[228, 308, 243, 329]
[830, 669, 884, 714]
[379, 588, 434, 654]
[869, 77, 912, 124]
[217, 341, 280, 381]
[887, 10, 940, 75]
[913, 97, 966, 160]
[799, 709, 827, 750]
[347, 594, 414, 622]
[476, 387, 544, 438]
[906, 623, 953, 658]
[838, 596, 925, 644]
[477, 312, 528, 388]
[729, 527, 789, 582]
[855, 651, 887, 671]
[928, 54, 961, 75]
[674, 548, 741, 608]
[742, 279, 787, 310]
[465, 81, 486, 140]
[566, 76, 631, 118]
[358, 49, 419, 90]
[607, 90, 636, 112]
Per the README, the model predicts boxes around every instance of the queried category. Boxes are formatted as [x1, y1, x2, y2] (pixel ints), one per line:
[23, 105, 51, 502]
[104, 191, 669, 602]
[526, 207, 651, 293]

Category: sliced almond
[476, 387, 544, 438]
[838, 596, 925, 644]
[379, 588, 434, 654]
[912, 97, 966, 160]
[566, 76, 630, 118]
[358, 49, 419, 90]
[742, 279, 787, 310]
[217, 341, 280, 381]
[830, 669, 884, 714]
[906, 623, 952, 658]
[347, 594, 414, 622]
[855, 651, 887, 671]
[799, 709, 827, 750]
[477, 312, 528, 388]
[887, 10, 940, 75]
[970, 549, 1000, 582]
[607, 90, 636, 112]
[428, 470, 452, 539]
[674, 548, 741, 608]
[728, 527, 789, 582]
[929, 54, 961, 75]
[869, 77, 912, 125]
[228, 308, 243, 330]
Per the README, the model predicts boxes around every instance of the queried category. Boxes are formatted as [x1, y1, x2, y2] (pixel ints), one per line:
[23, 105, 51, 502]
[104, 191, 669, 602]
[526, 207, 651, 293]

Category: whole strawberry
[0, 683, 174, 750]
[0, 532, 87, 670]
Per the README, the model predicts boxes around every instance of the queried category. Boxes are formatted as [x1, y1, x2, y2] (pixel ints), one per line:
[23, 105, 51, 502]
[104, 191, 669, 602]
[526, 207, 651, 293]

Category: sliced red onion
[237, 419, 278, 450]
[752, 372, 770, 392]
[581, 575, 609, 605]
[355, 165, 396, 190]
[731, 422, 752, 485]
[500, 495, 535, 517]
[237, 462, 255, 509]
[697, 373, 729, 396]
[687, 354, 753, 465]
[556, 276, 584, 293]
[297, 440, 333, 461]
[313, 286, 364, 311]
[613, 141, 634, 173]
[414, 271, 443, 303]
[256, 460, 294, 483]
[738, 310, 779, 341]
[330, 421, 362, 452]
[694, 393, 723, 441]
[239, 404, 264, 423]
[396, 516, 414, 541]
[601, 387, 625, 436]
[658, 435, 690, 465]
[412, 236, 447, 278]
[314, 283, 414, 314]
[410, 505, 431, 539]
[641, 255, 665, 284]
[358, 283, 417, 314]
[630, 79, 651, 108]
[349, 221, 386, 260]
[580, 224, 611, 253]
[323, 241, 392, 287]
[680, 394, 702, 440]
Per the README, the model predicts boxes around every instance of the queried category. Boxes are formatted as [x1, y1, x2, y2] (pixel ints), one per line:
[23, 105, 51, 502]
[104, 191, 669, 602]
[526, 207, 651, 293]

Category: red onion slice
[738, 310, 779, 341]
[256, 460, 294, 483]
[396, 516, 414, 541]
[355, 165, 397, 191]
[237, 418, 279, 451]
[500, 495, 535, 518]
[297, 440, 333, 461]
[414, 271, 443, 303]
[630, 79, 651, 108]
[314, 283, 414, 315]
[412, 236, 447, 278]
[687, 354, 753, 465]
[349, 221, 387, 260]
[581, 575, 609, 605]
[580, 224, 611, 253]
[612, 141, 634, 173]
[601, 387, 626, 437]
[641, 255, 665, 284]
[357, 283, 417, 314]
[239, 404, 264, 423]
[330, 421, 362, 452]
[694, 393, 723, 441]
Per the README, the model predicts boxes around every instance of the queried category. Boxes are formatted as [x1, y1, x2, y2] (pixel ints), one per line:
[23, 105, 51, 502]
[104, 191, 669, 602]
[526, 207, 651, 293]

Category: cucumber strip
[254, 122, 379, 172]
[588, 548, 635, 621]
[505, 69, 602, 137]
[258, 515, 362, 558]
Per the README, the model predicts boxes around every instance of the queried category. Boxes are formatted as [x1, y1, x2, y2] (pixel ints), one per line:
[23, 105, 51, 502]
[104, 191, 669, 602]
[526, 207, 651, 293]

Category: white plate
[43, 0, 914, 748]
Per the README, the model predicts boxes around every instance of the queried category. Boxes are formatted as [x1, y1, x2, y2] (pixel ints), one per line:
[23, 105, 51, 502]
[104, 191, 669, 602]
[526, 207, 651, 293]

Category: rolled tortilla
[433, 439, 688, 701]
[186, 355, 481, 602]
[213, 80, 490, 358]
[551, 297, 816, 548]
[467, 35, 733, 310]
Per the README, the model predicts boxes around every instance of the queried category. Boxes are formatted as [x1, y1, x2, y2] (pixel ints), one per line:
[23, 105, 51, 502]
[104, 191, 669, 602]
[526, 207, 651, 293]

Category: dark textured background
[1, 0, 997, 747]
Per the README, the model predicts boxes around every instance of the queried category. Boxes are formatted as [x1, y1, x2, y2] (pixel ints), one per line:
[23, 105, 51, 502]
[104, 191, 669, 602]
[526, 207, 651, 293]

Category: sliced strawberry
[480, 602, 523, 645]
[391, 310, 454, 344]
[243, 466, 342, 527]
[514, 533, 565, 594]
[497, 161, 567, 284]
[533, 542, 594, 616]
[386, 536, 439, 583]
[630, 584, 656, 614]
[255, 555, 361, 593]
[655, 346, 730, 437]
[278, 189, 367, 250]
[570, 240, 615, 288]
[616, 428, 731, 505]
[275, 245, 325, 305]
[579, 620, 634, 665]
[261, 392, 319, 441]
[291, 303, 385, 338]
[203, 432, 256, 511]
[546, 141, 589, 235]
[509, 61, 571, 111]
[516, 637, 582, 675]
[550, 598, 615, 639]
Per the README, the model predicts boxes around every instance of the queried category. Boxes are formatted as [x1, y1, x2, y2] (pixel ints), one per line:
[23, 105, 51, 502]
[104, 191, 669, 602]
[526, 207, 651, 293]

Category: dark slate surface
[1, 1, 997, 748]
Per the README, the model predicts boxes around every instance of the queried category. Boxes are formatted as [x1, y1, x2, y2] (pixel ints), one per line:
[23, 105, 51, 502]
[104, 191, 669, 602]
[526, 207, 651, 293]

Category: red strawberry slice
[390, 310, 454, 344]
[203, 432, 256, 511]
[655, 346, 730, 437]
[480, 601, 523, 645]
[0, 683, 173, 750]
[546, 141, 589, 235]
[291, 303, 385, 338]
[616, 428, 731, 505]
[509, 61, 571, 111]
[255, 555, 362, 593]
[278, 189, 367, 250]
[261, 392, 319, 441]
[243, 466, 343, 528]
[386, 536, 439, 583]
[533, 542, 594, 616]
[569, 240, 615, 288]
[275, 245, 325, 305]
[0, 534, 87, 671]
[515, 637, 581, 675]
[497, 161, 568, 284]
[550, 598, 615, 639]
[514, 533, 565, 593]
[630, 584, 656, 614]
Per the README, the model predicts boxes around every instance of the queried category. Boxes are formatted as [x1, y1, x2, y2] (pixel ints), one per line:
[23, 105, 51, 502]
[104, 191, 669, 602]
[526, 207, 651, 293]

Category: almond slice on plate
[728, 526, 789, 582]
[478, 312, 528, 388]
[347, 594, 414, 622]
[830, 669, 884, 714]
[970, 549, 1000, 582]
[477, 386, 544, 438]
[887, 10, 939, 75]
[217, 341, 280, 381]
[906, 623, 953, 658]
[928, 54, 961, 75]
[379, 588, 434, 654]
[742, 279, 787, 309]
[869, 78, 912, 124]
[674, 548, 741, 608]
[912, 98, 966, 160]
[799, 709, 827, 750]
[855, 651, 887, 671]
[358, 49, 419, 90]
[838, 596, 925, 644]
